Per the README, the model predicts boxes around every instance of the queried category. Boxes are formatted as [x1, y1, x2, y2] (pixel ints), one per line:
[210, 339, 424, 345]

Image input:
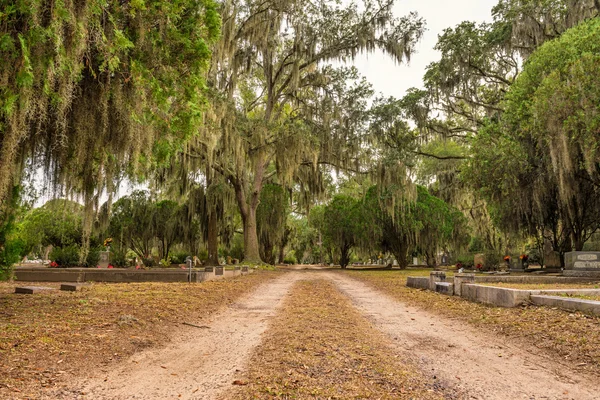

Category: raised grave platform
[13, 267, 254, 283]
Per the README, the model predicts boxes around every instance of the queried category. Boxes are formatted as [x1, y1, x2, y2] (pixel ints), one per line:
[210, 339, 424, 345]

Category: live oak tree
[0, 0, 220, 263]
[185, 0, 425, 263]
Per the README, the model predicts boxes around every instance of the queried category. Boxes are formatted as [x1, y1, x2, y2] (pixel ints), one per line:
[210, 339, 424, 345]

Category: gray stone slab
[214, 266, 224, 276]
[15, 286, 56, 294]
[531, 295, 600, 316]
[435, 282, 454, 295]
[565, 251, 600, 270]
[60, 283, 88, 291]
[406, 276, 429, 290]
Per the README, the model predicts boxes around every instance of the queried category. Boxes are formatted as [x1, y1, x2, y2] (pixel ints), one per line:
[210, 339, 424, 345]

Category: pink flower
[108, 264, 114, 269]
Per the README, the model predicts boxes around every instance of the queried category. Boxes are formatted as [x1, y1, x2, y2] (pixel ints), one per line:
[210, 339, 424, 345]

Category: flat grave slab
[60, 283, 88, 292]
[15, 286, 56, 294]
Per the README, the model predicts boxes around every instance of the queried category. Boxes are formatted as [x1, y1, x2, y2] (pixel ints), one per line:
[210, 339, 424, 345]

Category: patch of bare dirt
[330, 271, 600, 400]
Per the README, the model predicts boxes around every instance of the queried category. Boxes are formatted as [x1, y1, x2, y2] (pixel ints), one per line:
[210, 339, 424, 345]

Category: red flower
[108, 264, 114, 269]
[50, 261, 59, 268]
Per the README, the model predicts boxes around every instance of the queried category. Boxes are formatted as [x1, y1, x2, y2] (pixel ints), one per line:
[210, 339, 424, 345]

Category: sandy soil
[328, 271, 600, 400]
[64, 273, 303, 400]
[56, 270, 600, 399]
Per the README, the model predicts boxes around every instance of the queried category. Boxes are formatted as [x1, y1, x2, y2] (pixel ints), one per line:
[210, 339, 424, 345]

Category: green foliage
[469, 18, 600, 255]
[363, 185, 469, 268]
[0, 186, 24, 280]
[283, 251, 297, 265]
[16, 199, 84, 257]
[83, 246, 102, 268]
[320, 195, 363, 268]
[109, 248, 129, 268]
[170, 251, 191, 265]
[256, 184, 289, 264]
[0, 0, 221, 216]
[50, 245, 81, 268]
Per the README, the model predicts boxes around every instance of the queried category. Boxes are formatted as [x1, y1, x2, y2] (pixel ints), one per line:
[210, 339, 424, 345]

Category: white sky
[349, 0, 497, 99]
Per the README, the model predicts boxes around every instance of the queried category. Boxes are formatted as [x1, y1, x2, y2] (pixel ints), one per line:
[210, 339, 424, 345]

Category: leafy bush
[170, 251, 190, 265]
[110, 249, 129, 268]
[159, 257, 171, 268]
[83, 246, 102, 268]
[0, 238, 23, 280]
[283, 251, 297, 264]
[455, 253, 475, 268]
[50, 245, 81, 268]
[142, 257, 156, 267]
[483, 251, 502, 270]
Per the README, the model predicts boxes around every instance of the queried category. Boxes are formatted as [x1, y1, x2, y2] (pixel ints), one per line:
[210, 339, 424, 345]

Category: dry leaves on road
[225, 278, 442, 400]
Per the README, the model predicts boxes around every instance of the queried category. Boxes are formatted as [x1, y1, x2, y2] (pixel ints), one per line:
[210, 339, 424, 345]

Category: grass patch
[0, 271, 278, 399]
[225, 279, 441, 399]
[344, 270, 600, 376]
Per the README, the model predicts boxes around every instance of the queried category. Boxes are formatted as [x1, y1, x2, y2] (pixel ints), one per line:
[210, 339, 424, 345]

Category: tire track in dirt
[70, 272, 304, 400]
[327, 271, 600, 400]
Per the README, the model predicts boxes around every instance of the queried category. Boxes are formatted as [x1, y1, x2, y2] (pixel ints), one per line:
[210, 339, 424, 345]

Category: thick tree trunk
[205, 211, 220, 266]
[243, 207, 261, 262]
[392, 241, 409, 270]
[278, 245, 285, 264]
[232, 152, 266, 264]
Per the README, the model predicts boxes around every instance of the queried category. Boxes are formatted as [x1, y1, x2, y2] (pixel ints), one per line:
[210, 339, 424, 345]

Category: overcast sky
[349, 0, 498, 99]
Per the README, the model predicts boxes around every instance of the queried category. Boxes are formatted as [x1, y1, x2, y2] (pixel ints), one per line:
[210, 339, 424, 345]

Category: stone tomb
[564, 251, 600, 277]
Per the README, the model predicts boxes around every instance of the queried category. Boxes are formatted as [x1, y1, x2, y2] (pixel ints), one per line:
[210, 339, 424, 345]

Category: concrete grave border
[407, 271, 600, 315]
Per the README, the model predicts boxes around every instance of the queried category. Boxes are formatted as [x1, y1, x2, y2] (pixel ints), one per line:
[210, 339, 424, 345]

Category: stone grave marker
[99, 251, 110, 268]
[60, 283, 88, 292]
[15, 286, 56, 294]
[564, 252, 600, 277]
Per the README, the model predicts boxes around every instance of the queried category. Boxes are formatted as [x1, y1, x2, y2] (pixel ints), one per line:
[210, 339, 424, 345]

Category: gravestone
[99, 251, 110, 268]
[60, 283, 87, 292]
[564, 252, 600, 277]
[474, 253, 485, 267]
[15, 286, 56, 294]
[215, 266, 224, 276]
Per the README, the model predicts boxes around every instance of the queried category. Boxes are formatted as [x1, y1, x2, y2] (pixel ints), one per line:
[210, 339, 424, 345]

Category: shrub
[170, 251, 190, 265]
[110, 249, 129, 268]
[283, 251, 297, 264]
[142, 257, 156, 267]
[159, 257, 171, 268]
[50, 245, 81, 268]
[0, 238, 23, 280]
[483, 251, 502, 271]
[83, 246, 102, 268]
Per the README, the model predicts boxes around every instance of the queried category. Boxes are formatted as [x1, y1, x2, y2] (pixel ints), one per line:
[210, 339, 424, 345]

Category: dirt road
[68, 271, 600, 399]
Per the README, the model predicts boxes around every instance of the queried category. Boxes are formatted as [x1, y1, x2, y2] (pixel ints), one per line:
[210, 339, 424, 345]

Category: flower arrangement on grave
[519, 254, 528, 261]
[49, 261, 59, 268]
[476, 263, 483, 270]
[103, 237, 113, 248]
